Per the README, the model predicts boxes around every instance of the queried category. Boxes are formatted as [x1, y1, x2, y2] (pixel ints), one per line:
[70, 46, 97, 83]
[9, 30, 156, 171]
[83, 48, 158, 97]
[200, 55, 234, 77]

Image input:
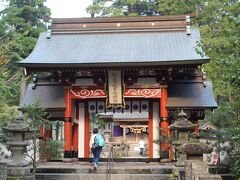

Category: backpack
[96, 134, 105, 147]
[91, 135, 99, 149]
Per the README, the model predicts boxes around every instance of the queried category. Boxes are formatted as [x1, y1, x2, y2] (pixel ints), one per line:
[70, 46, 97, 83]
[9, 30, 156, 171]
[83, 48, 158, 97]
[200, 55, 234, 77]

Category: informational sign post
[107, 70, 123, 107]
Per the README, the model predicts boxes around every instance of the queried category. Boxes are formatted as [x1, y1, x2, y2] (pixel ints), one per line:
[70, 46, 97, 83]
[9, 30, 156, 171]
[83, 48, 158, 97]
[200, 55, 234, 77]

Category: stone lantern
[170, 110, 212, 167]
[3, 114, 34, 180]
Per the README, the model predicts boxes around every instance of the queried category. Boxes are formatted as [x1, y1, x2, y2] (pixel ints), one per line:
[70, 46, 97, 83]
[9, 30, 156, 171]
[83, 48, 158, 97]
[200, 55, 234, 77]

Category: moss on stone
[177, 143, 212, 155]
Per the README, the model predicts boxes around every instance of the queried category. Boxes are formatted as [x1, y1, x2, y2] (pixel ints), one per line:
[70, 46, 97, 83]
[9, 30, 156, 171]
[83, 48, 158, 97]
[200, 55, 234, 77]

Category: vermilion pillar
[194, 120, 199, 135]
[39, 125, 44, 139]
[72, 123, 78, 158]
[160, 85, 169, 155]
[64, 88, 73, 158]
[45, 126, 52, 140]
[72, 102, 79, 158]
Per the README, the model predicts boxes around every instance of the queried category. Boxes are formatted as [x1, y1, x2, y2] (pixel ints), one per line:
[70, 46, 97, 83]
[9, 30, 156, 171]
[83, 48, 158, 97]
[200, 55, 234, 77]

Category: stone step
[36, 166, 173, 174]
[36, 162, 174, 175]
[127, 150, 141, 157]
[36, 173, 176, 180]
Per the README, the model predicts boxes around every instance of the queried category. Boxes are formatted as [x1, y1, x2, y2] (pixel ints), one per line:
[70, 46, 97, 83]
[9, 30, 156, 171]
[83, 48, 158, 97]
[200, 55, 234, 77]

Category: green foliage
[39, 140, 63, 161]
[0, 32, 22, 105]
[0, 0, 50, 106]
[197, 2, 240, 177]
[87, 0, 198, 17]
[156, 0, 197, 15]
[89, 113, 107, 129]
[230, 117, 240, 178]
[0, 104, 18, 133]
[22, 100, 49, 132]
[0, 0, 50, 139]
[22, 100, 50, 176]
[198, 0, 240, 99]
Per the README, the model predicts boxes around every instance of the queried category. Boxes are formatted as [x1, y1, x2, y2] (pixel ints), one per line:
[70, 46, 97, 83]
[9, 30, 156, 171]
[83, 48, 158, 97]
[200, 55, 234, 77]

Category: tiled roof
[19, 29, 208, 67]
[167, 81, 217, 109]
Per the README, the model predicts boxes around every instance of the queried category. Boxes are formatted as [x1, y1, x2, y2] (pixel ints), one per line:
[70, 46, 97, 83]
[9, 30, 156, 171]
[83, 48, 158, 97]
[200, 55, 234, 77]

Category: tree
[87, 0, 197, 17]
[0, 0, 50, 138]
[197, 0, 240, 100]
[0, 0, 50, 105]
[22, 100, 49, 176]
[0, 31, 19, 132]
[196, 1, 240, 177]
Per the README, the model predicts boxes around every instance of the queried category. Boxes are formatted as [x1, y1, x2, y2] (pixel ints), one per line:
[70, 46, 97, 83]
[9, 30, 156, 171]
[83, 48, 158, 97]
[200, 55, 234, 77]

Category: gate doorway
[88, 100, 151, 158]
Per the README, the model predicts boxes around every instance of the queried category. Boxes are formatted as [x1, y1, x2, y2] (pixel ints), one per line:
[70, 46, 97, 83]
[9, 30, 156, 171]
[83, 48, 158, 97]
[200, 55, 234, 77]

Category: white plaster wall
[152, 102, 160, 158]
[78, 102, 85, 158]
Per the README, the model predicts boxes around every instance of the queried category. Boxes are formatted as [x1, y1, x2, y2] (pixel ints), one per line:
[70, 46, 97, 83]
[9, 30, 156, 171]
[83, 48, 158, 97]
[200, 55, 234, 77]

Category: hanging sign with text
[107, 70, 123, 107]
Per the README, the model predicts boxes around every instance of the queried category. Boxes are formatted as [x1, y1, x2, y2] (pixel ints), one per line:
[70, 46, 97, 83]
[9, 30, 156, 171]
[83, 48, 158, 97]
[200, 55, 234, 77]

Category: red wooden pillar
[39, 125, 44, 160]
[84, 103, 90, 158]
[194, 120, 199, 135]
[45, 126, 52, 140]
[39, 125, 44, 139]
[148, 102, 153, 158]
[72, 102, 79, 158]
[64, 88, 73, 158]
[160, 85, 169, 156]
[72, 123, 78, 157]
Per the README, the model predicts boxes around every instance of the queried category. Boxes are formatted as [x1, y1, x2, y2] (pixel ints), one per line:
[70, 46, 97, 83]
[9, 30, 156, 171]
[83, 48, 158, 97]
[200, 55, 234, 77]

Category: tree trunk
[56, 121, 59, 140]
[32, 131, 37, 176]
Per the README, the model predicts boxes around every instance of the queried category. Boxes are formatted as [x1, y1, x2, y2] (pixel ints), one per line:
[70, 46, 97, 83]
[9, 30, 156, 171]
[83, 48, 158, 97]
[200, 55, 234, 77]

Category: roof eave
[18, 59, 210, 68]
[166, 106, 218, 110]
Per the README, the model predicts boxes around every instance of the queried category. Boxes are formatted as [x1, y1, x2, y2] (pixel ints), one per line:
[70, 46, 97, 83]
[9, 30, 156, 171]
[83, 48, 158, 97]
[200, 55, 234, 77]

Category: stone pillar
[185, 160, 222, 180]
[0, 162, 7, 180]
[104, 123, 111, 143]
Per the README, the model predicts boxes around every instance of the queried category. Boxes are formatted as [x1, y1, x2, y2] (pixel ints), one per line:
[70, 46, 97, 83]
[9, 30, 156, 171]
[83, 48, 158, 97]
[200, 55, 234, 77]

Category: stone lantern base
[7, 166, 34, 180]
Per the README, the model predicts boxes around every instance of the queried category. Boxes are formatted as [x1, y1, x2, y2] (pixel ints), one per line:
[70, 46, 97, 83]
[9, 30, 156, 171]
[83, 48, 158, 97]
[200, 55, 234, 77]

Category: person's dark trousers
[140, 148, 144, 156]
[92, 146, 103, 165]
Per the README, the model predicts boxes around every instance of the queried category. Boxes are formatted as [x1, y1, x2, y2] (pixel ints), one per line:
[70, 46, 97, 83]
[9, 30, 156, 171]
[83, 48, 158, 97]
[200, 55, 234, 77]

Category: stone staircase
[36, 162, 177, 180]
[101, 142, 148, 158]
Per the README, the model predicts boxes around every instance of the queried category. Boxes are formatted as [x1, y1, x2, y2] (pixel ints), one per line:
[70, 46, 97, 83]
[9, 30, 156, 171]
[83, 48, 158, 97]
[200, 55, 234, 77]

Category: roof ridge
[48, 14, 195, 35]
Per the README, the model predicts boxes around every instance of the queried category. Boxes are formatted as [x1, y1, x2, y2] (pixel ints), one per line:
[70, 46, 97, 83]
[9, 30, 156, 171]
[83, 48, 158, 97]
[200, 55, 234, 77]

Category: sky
[0, 0, 93, 18]
[45, 0, 93, 18]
